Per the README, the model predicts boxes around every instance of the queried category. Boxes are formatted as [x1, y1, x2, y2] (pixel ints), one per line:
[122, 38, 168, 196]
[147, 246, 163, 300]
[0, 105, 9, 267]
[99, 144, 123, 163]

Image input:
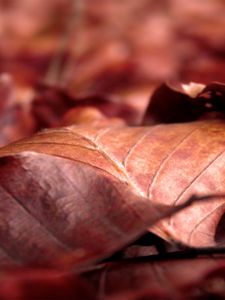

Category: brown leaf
[31, 84, 137, 130]
[61, 106, 126, 127]
[0, 120, 225, 267]
[0, 126, 193, 268]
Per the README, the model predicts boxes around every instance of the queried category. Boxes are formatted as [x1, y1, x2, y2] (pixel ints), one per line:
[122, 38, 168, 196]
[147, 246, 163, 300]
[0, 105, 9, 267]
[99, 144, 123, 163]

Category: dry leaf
[0, 119, 224, 267]
[0, 267, 95, 300]
[0, 126, 191, 267]
[142, 82, 225, 125]
[86, 257, 225, 300]
[31, 85, 137, 130]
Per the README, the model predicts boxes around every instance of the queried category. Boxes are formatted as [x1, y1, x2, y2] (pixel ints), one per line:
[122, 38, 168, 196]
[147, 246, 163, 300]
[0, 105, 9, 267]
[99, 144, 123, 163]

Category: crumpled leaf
[0, 119, 225, 267]
[142, 81, 225, 125]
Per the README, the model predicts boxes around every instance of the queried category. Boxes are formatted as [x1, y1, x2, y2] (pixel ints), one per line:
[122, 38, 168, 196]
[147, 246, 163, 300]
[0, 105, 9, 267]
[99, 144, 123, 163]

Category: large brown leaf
[0, 119, 225, 267]
[0, 126, 199, 268]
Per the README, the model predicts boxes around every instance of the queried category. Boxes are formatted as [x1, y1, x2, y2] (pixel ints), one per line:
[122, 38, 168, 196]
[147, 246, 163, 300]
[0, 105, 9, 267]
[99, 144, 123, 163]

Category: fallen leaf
[143, 82, 225, 125]
[0, 266, 95, 300]
[86, 256, 225, 300]
[0, 119, 224, 268]
[1, 1, 225, 299]
[31, 84, 137, 130]
[0, 128, 192, 267]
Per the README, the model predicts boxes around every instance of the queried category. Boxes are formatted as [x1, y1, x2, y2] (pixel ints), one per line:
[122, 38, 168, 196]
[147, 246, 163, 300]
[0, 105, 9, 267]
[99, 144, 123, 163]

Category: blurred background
[0, 0, 225, 147]
[1, 0, 225, 97]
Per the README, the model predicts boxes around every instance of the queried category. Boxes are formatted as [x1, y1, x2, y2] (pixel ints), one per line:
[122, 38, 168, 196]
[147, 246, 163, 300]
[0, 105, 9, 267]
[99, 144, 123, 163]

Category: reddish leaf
[1, 256, 225, 300]
[1, 1, 225, 298]
[0, 74, 34, 147]
[86, 256, 225, 300]
[0, 267, 95, 300]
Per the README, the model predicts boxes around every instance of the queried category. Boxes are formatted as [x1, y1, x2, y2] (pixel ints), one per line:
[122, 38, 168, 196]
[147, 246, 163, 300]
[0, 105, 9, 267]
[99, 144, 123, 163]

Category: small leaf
[143, 82, 225, 125]
[32, 84, 137, 130]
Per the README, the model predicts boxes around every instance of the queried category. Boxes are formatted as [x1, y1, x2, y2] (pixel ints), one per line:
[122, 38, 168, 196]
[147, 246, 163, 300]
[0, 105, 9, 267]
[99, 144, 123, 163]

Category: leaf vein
[147, 126, 200, 198]
[187, 202, 225, 244]
[122, 128, 155, 167]
[173, 149, 225, 206]
[1, 184, 72, 251]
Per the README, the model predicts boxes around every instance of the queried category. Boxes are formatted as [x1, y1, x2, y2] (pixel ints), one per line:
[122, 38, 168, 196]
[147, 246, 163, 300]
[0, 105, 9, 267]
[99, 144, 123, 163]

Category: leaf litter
[0, 1, 225, 299]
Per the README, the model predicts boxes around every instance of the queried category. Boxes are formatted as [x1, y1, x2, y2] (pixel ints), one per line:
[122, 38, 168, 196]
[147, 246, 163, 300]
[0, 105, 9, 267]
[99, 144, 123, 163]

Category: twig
[44, 0, 85, 86]
[102, 247, 225, 266]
